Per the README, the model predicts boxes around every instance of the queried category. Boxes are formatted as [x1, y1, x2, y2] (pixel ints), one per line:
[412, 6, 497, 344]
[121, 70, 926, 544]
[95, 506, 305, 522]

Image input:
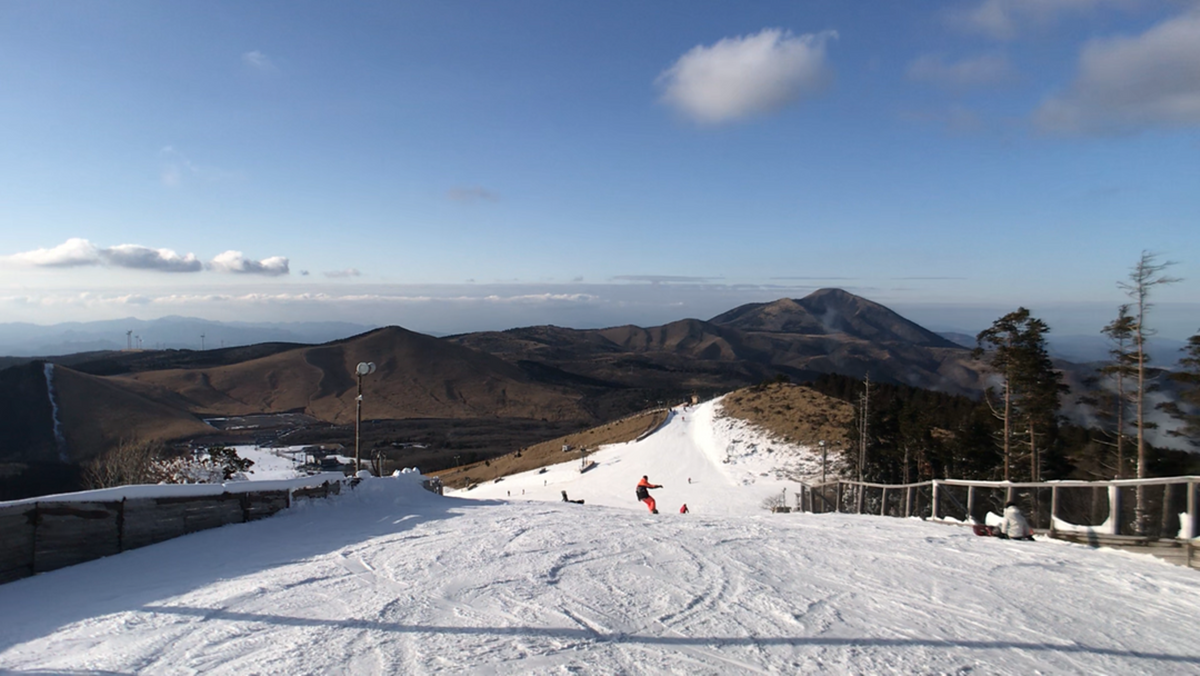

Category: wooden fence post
[856, 483, 864, 515]
[1188, 481, 1196, 540]
[1050, 486, 1059, 536]
[931, 481, 940, 520]
[836, 482, 843, 513]
[1109, 484, 1121, 536]
[904, 486, 912, 518]
[967, 486, 976, 523]
[881, 488, 888, 517]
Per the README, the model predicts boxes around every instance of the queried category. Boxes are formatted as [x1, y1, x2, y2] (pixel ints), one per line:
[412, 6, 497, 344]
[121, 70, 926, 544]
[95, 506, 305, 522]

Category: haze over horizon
[2, 2, 1197, 338]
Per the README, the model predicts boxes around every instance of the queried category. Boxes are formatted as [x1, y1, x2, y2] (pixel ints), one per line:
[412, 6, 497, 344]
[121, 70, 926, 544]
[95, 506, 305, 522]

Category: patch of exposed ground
[717, 382, 853, 449]
[434, 409, 668, 489]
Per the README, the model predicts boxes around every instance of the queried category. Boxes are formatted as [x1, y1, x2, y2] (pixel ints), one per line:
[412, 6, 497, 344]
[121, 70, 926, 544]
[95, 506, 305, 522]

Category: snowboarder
[679, 503, 689, 514]
[636, 475, 662, 514]
[998, 502, 1034, 540]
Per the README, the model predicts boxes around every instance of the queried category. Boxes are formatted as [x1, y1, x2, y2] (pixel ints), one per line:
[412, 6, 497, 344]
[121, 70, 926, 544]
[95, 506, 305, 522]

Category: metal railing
[797, 476, 1200, 541]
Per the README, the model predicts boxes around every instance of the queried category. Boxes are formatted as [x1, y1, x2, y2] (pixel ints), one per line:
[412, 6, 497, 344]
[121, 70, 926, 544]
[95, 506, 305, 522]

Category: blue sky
[1, 0, 1198, 338]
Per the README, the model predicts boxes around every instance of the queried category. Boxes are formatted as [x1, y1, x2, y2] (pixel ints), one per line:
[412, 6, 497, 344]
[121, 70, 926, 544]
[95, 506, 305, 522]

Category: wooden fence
[796, 475, 1200, 570]
[0, 475, 345, 585]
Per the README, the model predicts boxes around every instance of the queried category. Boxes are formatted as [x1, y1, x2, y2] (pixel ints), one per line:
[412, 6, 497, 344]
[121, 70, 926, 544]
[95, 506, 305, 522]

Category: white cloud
[947, 0, 1139, 40]
[242, 50, 276, 72]
[5, 238, 202, 272]
[906, 53, 1014, 88]
[324, 268, 362, 279]
[9, 238, 101, 267]
[101, 244, 203, 272]
[1034, 9, 1200, 134]
[447, 186, 500, 203]
[209, 251, 290, 276]
[657, 28, 837, 125]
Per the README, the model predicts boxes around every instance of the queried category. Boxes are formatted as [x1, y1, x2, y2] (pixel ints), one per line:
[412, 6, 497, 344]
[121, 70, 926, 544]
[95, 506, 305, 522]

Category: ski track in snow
[0, 403, 1198, 674]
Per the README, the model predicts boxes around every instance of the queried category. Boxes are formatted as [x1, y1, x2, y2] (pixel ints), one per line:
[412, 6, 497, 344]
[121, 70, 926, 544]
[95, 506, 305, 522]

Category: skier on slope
[636, 475, 662, 514]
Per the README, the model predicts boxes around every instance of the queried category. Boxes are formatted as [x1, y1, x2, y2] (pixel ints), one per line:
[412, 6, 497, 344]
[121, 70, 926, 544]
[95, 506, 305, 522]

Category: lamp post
[354, 361, 376, 474]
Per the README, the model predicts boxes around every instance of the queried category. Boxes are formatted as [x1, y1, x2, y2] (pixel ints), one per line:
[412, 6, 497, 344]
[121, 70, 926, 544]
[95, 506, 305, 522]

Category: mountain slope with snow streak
[1, 421, 1199, 673]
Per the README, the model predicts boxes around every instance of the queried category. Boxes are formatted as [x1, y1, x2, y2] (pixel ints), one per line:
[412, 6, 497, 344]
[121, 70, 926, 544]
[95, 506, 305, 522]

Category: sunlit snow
[1, 404, 1198, 674]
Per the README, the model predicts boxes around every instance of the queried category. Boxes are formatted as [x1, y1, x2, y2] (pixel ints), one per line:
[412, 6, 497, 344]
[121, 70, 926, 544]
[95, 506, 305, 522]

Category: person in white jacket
[999, 502, 1034, 540]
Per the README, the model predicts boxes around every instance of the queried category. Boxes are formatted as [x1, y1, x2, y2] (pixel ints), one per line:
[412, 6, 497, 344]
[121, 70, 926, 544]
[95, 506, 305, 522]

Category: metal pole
[967, 486, 976, 523]
[355, 373, 362, 474]
[932, 480, 940, 520]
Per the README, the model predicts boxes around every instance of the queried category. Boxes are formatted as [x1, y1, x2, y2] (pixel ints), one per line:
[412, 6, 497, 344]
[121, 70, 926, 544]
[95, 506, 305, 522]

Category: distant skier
[636, 475, 662, 514]
[679, 503, 689, 514]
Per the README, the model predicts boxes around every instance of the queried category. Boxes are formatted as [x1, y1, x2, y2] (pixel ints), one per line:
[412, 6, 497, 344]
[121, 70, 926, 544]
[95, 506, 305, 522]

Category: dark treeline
[807, 372, 1200, 485]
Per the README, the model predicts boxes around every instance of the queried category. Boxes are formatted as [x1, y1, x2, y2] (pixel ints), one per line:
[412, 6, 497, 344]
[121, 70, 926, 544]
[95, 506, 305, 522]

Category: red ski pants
[641, 496, 657, 512]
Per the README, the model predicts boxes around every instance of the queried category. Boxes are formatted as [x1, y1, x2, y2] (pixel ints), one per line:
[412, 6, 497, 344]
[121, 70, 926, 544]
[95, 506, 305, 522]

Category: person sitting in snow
[636, 475, 662, 514]
[998, 501, 1034, 541]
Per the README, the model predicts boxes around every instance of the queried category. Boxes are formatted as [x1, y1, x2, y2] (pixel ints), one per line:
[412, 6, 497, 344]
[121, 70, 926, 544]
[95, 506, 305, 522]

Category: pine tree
[1092, 305, 1137, 477]
[1167, 331, 1200, 445]
[1117, 252, 1180, 533]
[975, 308, 1066, 482]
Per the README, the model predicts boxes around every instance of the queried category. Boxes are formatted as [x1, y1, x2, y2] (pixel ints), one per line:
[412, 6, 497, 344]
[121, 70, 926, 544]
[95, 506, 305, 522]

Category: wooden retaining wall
[0, 481, 340, 585]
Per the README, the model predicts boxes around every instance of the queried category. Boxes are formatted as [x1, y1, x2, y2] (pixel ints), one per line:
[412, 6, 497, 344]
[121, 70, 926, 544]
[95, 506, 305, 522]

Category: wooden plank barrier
[0, 479, 342, 585]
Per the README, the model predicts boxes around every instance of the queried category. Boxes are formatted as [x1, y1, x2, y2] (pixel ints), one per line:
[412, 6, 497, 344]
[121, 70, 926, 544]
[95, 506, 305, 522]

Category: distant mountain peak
[709, 289, 959, 349]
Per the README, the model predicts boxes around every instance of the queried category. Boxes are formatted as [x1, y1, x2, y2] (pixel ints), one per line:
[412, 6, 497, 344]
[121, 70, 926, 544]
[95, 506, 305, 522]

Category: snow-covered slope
[2, 404, 1200, 674]
[452, 399, 827, 515]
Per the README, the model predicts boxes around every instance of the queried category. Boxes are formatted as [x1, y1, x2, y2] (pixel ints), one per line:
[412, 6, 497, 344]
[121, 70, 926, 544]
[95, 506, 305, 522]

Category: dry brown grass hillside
[718, 382, 853, 448]
[434, 409, 668, 489]
[122, 326, 590, 424]
[53, 365, 214, 461]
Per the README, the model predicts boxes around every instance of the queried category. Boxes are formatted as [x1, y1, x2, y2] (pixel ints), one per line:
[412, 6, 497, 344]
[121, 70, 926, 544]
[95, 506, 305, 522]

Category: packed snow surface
[2, 406, 1199, 674]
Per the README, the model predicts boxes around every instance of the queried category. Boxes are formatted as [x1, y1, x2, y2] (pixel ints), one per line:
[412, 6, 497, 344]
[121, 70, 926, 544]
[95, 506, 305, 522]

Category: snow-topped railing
[798, 476, 1200, 548]
[0, 473, 350, 585]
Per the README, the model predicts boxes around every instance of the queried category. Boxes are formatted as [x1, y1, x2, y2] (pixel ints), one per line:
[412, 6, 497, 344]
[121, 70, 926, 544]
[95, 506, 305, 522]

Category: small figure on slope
[998, 501, 1034, 540]
[636, 475, 662, 514]
[679, 503, 689, 514]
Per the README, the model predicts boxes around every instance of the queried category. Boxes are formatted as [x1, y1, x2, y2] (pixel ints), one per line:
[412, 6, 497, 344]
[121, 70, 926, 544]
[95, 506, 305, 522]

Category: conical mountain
[710, 288, 959, 348]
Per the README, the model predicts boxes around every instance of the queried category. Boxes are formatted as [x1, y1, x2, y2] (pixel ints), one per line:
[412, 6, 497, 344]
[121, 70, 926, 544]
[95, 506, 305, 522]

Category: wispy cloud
[906, 53, 1014, 88]
[209, 251, 290, 276]
[1034, 9, 1200, 134]
[324, 268, 362, 279]
[242, 50, 276, 72]
[657, 28, 837, 125]
[5, 238, 202, 272]
[159, 146, 240, 187]
[447, 186, 500, 203]
[946, 0, 1140, 41]
[611, 275, 718, 284]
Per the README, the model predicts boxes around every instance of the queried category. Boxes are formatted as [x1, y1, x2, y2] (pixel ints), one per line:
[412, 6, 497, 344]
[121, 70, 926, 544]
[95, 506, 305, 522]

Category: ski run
[2, 399, 1199, 674]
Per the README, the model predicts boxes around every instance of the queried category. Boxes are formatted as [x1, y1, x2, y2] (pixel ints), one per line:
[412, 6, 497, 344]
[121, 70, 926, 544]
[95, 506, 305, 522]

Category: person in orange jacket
[635, 475, 662, 514]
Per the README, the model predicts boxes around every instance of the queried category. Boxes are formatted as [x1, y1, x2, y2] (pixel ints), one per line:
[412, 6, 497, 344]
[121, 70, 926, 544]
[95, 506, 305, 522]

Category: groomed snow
[2, 404, 1199, 674]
